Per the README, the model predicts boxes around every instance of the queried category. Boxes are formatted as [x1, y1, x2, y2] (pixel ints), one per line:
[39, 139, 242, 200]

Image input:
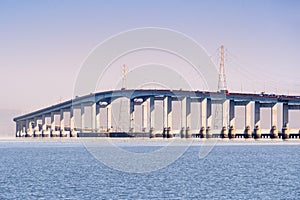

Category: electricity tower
[213, 45, 228, 132]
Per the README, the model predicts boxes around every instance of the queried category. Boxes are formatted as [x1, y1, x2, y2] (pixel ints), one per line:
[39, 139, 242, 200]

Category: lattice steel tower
[218, 45, 227, 91]
[213, 45, 228, 132]
[117, 64, 129, 132]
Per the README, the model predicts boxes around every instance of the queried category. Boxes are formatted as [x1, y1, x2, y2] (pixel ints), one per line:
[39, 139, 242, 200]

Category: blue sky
[0, 0, 299, 135]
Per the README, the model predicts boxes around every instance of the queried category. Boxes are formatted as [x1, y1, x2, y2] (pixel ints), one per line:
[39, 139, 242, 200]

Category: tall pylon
[121, 64, 127, 90]
[117, 64, 129, 132]
[218, 45, 227, 91]
[213, 45, 228, 133]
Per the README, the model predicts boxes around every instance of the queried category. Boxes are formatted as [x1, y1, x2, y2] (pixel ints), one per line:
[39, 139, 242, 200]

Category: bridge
[13, 89, 300, 139]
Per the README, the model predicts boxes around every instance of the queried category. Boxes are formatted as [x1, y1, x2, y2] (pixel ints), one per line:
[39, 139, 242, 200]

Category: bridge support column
[22, 121, 26, 136]
[244, 102, 251, 138]
[271, 104, 277, 127]
[25, 119, 28, 135]
[163, 96, 173, 138]
[271, 104, 278, 138]
[229, 100, 236, 138]
[206, 98, 212, 138]
[19, 121, 24, 136]
[245, 102, 251, 128]
[81, 104, 85, 133]
[96, 104, 100, 132]
[60, 110, 65, 137]
[130, 99, 135, 133]
[186, 97, 191, 138]
[70, 108, 75, 137]
[42, 115, 47, 137]
[107, 104, 112, 133]
[33, 117, 37, 137]
[15, 122, 19, 137]
[282, 103, 289, 138]
[91, 103, 96, 132]
[51, 112, 55, 137]
[181, 97, 191, 138]
[149, 97, 155, 138]
[16, 121, 24, 137]
[19, 121, 24, 137]
[221, 100, 228, 138]
[254, 102, 261, 138]
[33, 117, 39, 137]
[142, 101, 147, 132]
[199, 99, 206, 137]
[16, 121, 20, 137]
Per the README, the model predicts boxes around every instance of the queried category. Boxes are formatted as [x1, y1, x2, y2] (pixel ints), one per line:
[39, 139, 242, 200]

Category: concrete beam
[234, 101, 250, 106]
[260, 102, 276, 108]
[288, 105, 300, 110]
[191, 98, 204, 103]
[211, 99, 225, 104]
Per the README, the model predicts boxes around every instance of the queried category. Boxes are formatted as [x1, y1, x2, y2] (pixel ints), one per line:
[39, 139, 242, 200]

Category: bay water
[1, 140, 300, 199]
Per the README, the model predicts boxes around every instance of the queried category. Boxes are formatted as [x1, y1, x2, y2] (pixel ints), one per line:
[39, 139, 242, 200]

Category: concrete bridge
[13, 89, 300, 139]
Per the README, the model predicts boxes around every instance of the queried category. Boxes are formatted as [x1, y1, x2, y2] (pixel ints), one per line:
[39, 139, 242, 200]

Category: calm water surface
[1, 141, 300, 199]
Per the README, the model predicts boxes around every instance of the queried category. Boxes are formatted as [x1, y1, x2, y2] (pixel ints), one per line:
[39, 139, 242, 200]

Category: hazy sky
[1, 0, 299, 136]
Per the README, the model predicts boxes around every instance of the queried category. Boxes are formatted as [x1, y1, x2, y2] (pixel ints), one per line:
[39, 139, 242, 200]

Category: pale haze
[0, 0, 299, 137]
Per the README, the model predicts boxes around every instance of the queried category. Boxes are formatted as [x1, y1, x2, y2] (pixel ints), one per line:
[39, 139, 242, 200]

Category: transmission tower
[121, 64, 127, 90]
[117, 64, 129, 132]
[213, 45, 228, 132]
[218, 45, 227, 91]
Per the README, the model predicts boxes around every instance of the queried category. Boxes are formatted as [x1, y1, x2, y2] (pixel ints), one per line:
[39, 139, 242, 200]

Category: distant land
[0, 109, 20, 138]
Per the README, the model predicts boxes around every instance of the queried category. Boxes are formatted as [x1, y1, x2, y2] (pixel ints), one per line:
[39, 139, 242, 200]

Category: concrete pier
[181, 97, 191, 138]
[149, 97, 155, 138]
[142, 101, 147, 132]
[107, 104, 112, 133]
[129, 99, 135, 133]
[206, 98, 212, 138]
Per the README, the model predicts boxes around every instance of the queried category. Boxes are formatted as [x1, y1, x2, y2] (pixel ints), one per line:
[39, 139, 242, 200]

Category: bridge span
[13, 89, 300, 139]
